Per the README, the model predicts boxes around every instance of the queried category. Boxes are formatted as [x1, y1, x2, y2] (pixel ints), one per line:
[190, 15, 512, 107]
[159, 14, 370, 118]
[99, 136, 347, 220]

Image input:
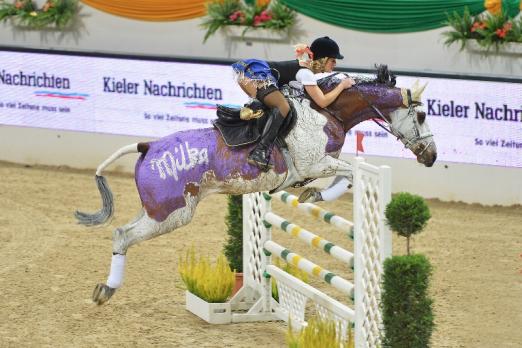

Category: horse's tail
[75, 143, 146, 226]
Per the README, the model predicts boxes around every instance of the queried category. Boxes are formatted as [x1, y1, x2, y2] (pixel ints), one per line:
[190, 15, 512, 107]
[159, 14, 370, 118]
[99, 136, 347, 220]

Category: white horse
[76, 70, 436, 304]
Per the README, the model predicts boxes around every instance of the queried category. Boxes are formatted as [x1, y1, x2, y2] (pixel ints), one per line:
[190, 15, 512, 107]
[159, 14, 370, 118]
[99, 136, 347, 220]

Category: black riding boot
[248, 108, 285, 171]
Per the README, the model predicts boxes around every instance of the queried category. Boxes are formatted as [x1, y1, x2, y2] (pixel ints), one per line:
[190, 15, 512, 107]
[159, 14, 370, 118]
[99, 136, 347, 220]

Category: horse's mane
[317, 64, 397, 91]
[361, 64, 397, 87]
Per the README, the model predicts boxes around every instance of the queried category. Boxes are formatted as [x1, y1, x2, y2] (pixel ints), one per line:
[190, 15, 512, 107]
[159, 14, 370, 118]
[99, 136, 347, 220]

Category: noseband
[353, 87, 433, 156]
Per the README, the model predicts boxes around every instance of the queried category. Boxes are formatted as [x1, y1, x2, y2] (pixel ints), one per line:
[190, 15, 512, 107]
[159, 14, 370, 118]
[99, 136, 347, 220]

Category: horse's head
[320, 66, 437, 167]
[357, 80, 437, 167]
[386, 89, 437, 167]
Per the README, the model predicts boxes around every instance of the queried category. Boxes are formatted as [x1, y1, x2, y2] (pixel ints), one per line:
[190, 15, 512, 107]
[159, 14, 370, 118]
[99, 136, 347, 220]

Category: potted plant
[381, 192, 434, 347]
[201, 0, 296, 42]
[178, 247, 236, 324]
[0, 0, 79, 29]
[443, 7, 522, 52]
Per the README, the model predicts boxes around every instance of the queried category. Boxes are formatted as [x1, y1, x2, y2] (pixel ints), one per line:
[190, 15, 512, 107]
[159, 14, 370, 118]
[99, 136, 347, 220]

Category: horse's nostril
[425, 153, 437, 167]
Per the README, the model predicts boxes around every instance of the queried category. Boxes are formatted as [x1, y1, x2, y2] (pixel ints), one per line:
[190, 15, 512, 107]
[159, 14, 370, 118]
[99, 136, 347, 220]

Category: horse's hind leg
[91, 210, 148, 304]
[93, 203, 197, 305]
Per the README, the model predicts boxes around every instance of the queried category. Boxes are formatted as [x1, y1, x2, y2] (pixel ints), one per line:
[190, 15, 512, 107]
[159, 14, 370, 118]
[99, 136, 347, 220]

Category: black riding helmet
[310, 36, 344, 60]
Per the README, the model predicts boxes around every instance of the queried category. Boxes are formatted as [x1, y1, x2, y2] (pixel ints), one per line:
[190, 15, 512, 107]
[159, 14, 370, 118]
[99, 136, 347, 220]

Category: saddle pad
[213, 105, 261, 147]
[213, 103, 297, 148]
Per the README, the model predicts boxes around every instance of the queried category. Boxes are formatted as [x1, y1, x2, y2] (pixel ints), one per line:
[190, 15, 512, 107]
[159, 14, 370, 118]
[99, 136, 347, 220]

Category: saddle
[212, 100, 297, 148]
[213, 99, 317, 193]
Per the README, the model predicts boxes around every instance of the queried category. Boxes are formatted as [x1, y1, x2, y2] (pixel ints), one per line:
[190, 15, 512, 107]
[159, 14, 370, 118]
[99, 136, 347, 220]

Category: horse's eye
[417, 111, 426, 124]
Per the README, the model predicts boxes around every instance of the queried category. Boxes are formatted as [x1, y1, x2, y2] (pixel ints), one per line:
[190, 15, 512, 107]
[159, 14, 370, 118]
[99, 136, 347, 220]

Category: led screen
[1, 49, 521, 167]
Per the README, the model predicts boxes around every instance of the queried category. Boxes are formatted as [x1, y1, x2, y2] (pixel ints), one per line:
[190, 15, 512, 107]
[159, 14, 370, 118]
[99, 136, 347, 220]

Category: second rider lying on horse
[232, 36, 355, 172]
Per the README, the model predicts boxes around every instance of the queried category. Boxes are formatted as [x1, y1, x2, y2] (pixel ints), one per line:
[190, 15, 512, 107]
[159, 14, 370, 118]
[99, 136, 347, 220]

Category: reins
[351, 84, 433, 155]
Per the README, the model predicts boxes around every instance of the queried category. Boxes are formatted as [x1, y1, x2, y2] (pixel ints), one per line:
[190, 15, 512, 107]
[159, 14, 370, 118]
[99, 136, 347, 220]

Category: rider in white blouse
[294, 37, 355, 203]
[295, 37, 355, 109]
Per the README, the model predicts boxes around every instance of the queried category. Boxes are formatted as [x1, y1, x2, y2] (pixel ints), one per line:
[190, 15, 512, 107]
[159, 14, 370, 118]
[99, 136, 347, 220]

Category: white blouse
[295, 69, 347, 86]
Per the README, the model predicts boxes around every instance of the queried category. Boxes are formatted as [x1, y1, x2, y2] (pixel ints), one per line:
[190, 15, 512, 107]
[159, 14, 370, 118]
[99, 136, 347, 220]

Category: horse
[75, 66, 437, 304]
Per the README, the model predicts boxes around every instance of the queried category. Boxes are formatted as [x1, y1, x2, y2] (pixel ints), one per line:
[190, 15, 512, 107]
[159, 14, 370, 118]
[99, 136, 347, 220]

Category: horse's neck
[329, 85, 403, 133]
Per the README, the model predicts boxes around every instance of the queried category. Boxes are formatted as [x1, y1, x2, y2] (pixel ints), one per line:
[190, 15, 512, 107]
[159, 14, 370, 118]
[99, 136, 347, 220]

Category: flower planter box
[185, 291, 232, 324]
[224, 25, 289, 41]
[466, 40, 522, 55]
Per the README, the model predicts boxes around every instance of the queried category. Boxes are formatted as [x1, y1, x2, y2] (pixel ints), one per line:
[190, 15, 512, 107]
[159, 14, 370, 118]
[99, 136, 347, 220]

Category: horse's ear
[400, 88, 410, 107]
[412, 82, 428, 102]
[411, 79, 420, 91]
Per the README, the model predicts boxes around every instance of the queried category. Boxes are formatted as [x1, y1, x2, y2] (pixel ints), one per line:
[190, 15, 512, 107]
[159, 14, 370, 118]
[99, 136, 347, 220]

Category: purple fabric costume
[135, 128, 287, 221]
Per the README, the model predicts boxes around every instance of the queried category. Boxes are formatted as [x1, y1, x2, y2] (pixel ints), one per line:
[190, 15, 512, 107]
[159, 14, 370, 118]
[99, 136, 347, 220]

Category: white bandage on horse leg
[321, 177, 350, 202]
[106, 254, 126, 289]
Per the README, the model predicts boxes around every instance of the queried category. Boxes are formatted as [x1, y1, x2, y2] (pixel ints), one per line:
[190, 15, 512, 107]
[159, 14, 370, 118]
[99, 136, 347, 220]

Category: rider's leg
[248, 87, 290, 171]
[238, 78, 257, 98]
[260, 87, 290, 117]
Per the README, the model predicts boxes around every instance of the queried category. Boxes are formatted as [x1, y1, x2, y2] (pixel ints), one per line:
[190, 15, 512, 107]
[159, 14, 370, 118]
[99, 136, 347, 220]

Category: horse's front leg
[306, 155, 354, 183]
[297, 156, 354, 203]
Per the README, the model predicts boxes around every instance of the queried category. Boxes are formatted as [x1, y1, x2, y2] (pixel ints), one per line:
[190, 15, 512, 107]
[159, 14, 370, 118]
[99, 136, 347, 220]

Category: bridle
[353, 86, 433, 156]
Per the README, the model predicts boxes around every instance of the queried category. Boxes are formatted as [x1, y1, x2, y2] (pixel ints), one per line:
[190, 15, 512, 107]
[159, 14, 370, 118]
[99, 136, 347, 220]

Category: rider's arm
[296, 69, 354, 108]
[305, 82, 351, 108]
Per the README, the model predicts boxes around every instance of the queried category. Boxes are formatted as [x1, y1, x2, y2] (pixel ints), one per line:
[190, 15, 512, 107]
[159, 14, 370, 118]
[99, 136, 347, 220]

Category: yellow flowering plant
[286, 317, 354, 348]
[0, 0, 78, 29]
[271, 258, 309, 302]
[178, 247, 235, 303]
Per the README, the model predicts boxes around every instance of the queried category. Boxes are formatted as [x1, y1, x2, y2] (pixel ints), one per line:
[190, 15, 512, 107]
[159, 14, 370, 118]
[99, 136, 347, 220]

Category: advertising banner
[0, 50, 247, 138]
[345, 74, 522, 168]
[1, 49, 521, 167]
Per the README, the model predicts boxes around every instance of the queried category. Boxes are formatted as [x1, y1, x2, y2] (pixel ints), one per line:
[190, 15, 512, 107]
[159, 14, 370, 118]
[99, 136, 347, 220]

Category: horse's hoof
[298, 188, 320, 203]
[92, 283, 116, 305]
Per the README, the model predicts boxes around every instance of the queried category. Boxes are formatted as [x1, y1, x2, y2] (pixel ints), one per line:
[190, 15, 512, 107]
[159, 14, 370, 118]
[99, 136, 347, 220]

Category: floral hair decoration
[294, 43, 313, 62]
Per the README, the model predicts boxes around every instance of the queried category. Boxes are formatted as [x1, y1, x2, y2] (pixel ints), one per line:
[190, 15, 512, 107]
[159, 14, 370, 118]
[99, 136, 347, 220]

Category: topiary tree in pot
[224, 194, 243, 272]
[224, 195, 243, 294]
[384, 192, 431, 255]
[382, 192, 434, 348]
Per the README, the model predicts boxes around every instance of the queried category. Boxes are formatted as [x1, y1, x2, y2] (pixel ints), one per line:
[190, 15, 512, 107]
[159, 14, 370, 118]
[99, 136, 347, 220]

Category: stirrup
[247, 147, 273, 172]
[247, 155, 273, 172]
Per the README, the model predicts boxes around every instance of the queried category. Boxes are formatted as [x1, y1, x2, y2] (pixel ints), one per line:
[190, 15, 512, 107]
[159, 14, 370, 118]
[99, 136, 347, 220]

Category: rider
[295, 36, 355, 108]
[293, 36, 356, 203]
[232, 58, 303, 171]
[232, 36, 353, 171]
